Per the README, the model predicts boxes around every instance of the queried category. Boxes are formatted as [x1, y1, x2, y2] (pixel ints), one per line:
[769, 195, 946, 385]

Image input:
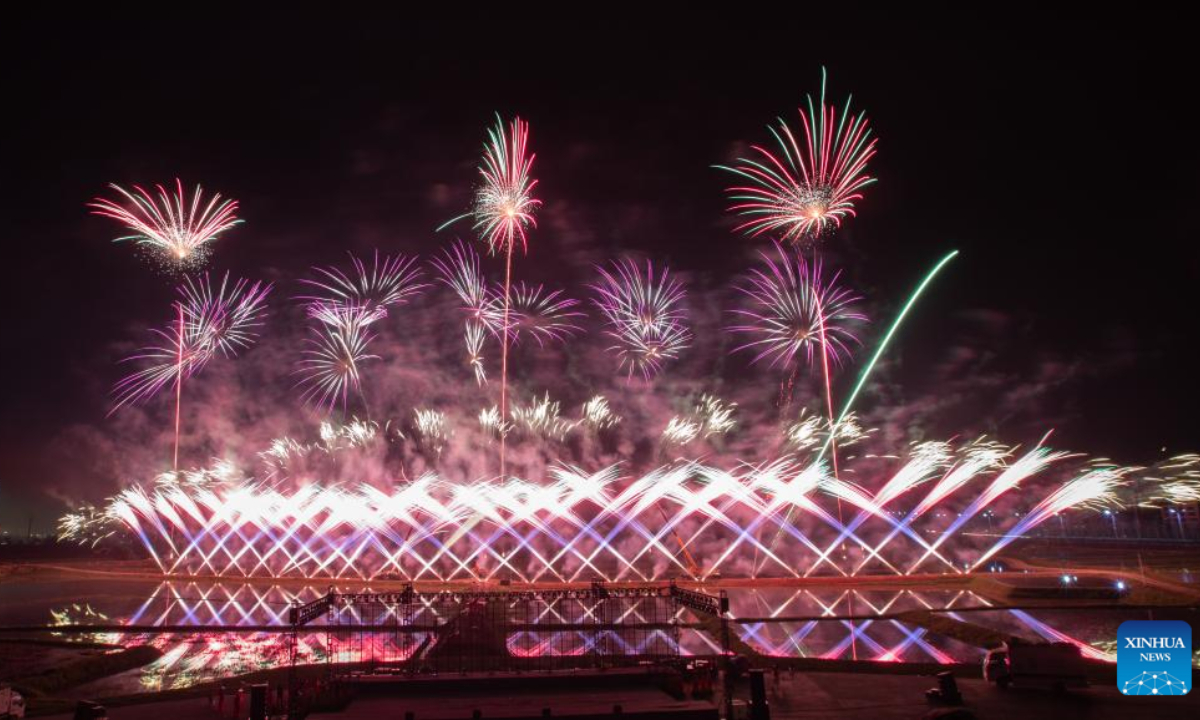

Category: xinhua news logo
[1118, 620, 1191, 696]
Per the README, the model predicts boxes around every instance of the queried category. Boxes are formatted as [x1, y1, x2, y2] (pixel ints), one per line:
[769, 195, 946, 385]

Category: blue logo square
[1118, 620, 1191, 696]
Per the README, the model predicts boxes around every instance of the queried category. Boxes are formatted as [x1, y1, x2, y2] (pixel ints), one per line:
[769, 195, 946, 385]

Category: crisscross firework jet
[716, 68, 877, 243]
[101, 431, 1132, 582]
[90, 179, 242, 269]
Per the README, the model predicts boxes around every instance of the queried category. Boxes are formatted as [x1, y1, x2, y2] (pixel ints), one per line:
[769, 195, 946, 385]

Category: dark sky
[0, 10, 1193, 530]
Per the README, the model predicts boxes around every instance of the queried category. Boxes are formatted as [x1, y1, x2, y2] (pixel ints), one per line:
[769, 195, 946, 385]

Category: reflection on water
[7, 579, 1153, 695]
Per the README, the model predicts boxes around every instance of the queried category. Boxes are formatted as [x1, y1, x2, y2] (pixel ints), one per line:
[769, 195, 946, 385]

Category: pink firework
[716, 68, 877, 243]
[505, 282, 586, 348]
[89, 179, 242, 268]
[295, 304, 380, 412]
[111, 273, 271, 413]
[473, 115, 540, 255]
[728, 242, 865, 370]
[431, 240, 505, 333]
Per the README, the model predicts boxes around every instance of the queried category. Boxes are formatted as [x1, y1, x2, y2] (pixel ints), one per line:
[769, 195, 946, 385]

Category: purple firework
[728, 242, 865, 369]
[591, 258, 691, 379]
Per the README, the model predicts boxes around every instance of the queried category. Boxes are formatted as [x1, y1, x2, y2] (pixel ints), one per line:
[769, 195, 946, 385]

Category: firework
[479, 405, 511, 439]
[506, 282, 586, 346]
[439, 116, 540, 473]
[432, 241, 504, 331]
[729, 243, 864, 370]
[510, 394, 577, 440]
[662, 417, 702, 446]
[103, 431, 1134, 583]
[464, 115, 541, 255]
[661, 395, 737, 446]
[295, 308, 379, 411]
[112, 273, 271, 413]
[89, 179, 241, 268]
[154, 458, 244, 489]
[300, 251, 427, 324]
[581, 395, 621, 431]
[433, 241, 504, 384]
[1126, 454, 1200, 507]
[715, 69, 876, 243]
[414, 408, 449, 454]
[592, 259, 691, 379]
[465, 321, 489, 385]
[57, 503, 121, 547]
[696, 395, 737, 437]
[972, 467, 1128, 569]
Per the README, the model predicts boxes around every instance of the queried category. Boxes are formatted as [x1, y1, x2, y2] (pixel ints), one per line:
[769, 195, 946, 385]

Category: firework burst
[300, 251, 427, 324]
[729, 243, 865, 370]
[470, 115, 540, 254]
[716, 68, 877, 243]
[591, 258, 691, 379]
[432, 241, 504, 331]
[295, 307, 380, 411]
[89, 179, 242, 269]
[112, 273, 271, 413]
[506, 282, 586, 347]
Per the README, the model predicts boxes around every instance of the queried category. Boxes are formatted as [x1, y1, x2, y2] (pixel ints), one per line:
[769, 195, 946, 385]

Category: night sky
[0, 10, 1192, 531]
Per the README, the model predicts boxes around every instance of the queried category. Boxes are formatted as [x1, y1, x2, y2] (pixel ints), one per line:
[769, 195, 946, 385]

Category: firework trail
[591, 258, 692, 379]
[439, 115, 539, 474]
[763, 250, 960, 565]
[295, 306, 380, 412]
[972, 466, 1127, 570]
[299, 251, 427, 324]
[111, 273, 271, 418]
[90, 179, 242, 269]
[729, 243, 864, 370]
[715, 68, 876, 243]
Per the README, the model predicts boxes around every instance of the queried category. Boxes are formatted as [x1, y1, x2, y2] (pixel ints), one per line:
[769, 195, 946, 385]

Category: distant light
[1061, 574, 1073, 584]
[1116, 581, 1127, 591]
